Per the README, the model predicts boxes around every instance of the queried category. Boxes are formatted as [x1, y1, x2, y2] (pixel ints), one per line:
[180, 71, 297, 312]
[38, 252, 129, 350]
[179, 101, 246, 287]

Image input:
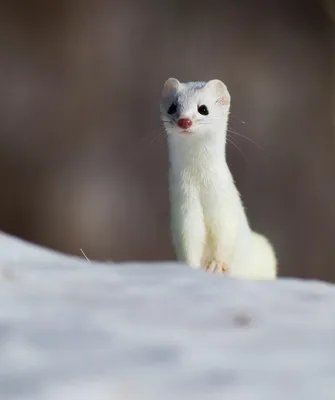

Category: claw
[204, 259, 227, 274]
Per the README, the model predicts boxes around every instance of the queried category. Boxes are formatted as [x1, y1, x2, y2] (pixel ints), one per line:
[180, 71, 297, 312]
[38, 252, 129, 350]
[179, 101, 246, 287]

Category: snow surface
[0, 232, 335, 399]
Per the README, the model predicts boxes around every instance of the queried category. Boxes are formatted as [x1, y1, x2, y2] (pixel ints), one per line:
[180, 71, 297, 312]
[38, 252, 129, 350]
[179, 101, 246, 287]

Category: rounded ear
[204, 79, 230, 106]
[162, 77, 180, 98]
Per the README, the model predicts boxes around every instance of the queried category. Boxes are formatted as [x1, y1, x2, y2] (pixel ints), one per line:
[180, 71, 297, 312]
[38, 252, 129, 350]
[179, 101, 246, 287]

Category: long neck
[167, 122, 228, 174]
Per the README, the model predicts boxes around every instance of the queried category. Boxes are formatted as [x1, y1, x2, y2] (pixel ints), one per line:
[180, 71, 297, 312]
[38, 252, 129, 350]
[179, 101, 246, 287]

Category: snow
[0, 233, 335, 399]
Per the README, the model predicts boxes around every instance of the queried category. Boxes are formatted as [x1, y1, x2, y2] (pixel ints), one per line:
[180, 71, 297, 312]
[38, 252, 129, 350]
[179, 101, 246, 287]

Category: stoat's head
[160, 78, 230, 138]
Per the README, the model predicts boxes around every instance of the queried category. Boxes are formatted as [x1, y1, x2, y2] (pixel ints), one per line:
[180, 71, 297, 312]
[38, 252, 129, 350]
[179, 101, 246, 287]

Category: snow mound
[0, 233, 335, 400]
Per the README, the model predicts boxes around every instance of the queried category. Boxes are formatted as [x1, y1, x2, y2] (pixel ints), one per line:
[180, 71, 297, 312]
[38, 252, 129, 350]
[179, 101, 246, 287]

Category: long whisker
[138, 122, 167, 144]
[192, 119, 261, 150]
[227, 129, 261, 149]
[150, 131, 166, 145]
[226, 137, 247, 164]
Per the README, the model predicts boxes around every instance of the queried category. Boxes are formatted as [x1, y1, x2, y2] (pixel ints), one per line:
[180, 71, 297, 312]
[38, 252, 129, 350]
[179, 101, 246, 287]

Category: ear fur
[162, 78, 180, 98]
[205, 79, 230, 106]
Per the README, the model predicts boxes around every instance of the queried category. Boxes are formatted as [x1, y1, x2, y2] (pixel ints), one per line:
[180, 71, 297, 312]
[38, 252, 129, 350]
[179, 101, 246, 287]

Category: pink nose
[177, 118, 192, 130]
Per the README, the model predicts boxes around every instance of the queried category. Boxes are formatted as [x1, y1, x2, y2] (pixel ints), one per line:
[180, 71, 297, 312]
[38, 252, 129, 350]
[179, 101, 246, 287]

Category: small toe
[205, 260, 216, 273]
[204, 260, 227, 274]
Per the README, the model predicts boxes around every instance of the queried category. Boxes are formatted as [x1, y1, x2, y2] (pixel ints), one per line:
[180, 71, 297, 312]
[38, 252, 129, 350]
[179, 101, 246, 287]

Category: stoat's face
[160, 78, 230, 137]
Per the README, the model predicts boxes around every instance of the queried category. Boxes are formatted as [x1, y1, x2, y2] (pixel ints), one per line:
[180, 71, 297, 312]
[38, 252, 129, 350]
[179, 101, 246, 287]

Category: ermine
[160, 78, 277, 279]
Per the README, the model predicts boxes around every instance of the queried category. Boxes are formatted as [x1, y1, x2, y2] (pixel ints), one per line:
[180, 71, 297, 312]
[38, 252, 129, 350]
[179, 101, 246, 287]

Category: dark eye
[198, 105, 208, 115]
[168, 103, 177, 115]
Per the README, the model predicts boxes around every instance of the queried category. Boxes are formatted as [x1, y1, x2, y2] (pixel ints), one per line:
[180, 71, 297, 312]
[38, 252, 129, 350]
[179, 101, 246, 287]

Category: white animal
[160, 78, 277, 279]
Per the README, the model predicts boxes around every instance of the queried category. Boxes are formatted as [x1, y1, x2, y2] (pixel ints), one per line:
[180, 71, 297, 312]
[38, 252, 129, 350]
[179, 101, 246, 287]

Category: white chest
[168, 140, 231, 202]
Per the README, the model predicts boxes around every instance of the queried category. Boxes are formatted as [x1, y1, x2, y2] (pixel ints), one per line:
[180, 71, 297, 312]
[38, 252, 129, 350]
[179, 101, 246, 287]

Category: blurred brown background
[0, 0, 335, 280]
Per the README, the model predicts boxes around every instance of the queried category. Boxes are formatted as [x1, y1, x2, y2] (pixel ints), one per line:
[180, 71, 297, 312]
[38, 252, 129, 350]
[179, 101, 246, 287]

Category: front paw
[204, 259, 227, 274]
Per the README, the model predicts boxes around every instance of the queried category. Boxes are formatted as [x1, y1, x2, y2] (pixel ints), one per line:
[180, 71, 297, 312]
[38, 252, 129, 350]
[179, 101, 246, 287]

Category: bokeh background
[0, 0, 335, 281]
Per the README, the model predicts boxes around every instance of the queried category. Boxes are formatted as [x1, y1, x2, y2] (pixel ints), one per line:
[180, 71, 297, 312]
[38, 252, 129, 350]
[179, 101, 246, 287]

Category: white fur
[160, 78, 277, 279]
